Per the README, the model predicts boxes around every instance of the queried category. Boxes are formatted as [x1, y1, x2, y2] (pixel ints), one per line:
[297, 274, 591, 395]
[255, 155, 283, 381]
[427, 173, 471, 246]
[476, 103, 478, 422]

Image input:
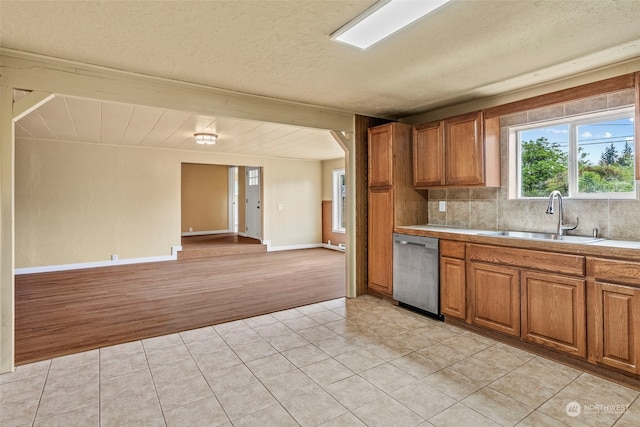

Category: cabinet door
[469, 262, 520, 336]
[521, 271, 586, 357]
[441, 257, 466, 320]
[444, 111, 484, 186]
[368, 188, 393, 296]
[594, 282, 640, 374]
[413, 122, 444, 187]
[368, 125, 393, 187]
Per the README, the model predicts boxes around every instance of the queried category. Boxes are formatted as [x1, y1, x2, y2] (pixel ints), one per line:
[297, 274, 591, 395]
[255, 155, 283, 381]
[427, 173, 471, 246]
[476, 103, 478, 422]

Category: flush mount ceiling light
[194, 133, 218, 145]
[331, 0, 451, 50]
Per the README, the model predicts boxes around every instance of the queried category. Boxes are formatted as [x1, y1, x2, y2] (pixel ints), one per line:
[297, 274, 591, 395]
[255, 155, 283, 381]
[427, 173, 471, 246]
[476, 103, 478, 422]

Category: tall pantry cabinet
[367, 123, 428, 297]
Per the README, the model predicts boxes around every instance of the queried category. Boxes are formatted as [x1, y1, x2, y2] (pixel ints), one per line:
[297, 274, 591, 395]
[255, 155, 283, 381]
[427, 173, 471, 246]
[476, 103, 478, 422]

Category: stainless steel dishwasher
[392, 233, 442, 319]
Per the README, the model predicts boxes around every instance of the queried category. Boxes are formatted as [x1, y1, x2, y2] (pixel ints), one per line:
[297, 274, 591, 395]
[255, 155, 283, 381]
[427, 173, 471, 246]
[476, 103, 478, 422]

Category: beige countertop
[395, 224, 640, 260]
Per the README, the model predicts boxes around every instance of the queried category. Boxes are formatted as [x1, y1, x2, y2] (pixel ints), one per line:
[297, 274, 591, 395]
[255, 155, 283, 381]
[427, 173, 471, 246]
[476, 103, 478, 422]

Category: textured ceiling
[2, 0, 640, 119]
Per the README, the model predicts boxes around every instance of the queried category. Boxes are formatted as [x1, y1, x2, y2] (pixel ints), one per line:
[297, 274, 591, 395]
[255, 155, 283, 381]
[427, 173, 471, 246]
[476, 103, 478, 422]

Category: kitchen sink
[481, 230, 606, 244]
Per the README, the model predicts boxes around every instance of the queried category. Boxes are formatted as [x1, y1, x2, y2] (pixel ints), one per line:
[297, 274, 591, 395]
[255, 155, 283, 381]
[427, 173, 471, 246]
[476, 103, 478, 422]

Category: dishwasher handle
[399, 240, 428, 248]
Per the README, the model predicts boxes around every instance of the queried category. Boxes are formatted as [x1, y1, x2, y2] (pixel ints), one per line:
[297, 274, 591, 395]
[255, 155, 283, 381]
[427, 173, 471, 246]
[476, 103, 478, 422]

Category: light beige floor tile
[319, 412, 367, 426]
[429, 403, 501, 427]
[417, 343, 468, 368]
[43, 362, 99, 392]
[265, 331, 310, 352]
[100, 351, 148, 379]
[448, 356, 510, 385]
[298, 325, 339, 342]
[216, 381, 278, 420]
[359, 362, 418, 394]
[252, 321, 293, 338]
[423, 367, 484, 401]
[315, 335, 361, 356]
[203, 363, 258, 394]
[36, 380, 98, 420]
[261, 369, 322, 402]
[282, 389, 348, 426]
[282, 315, 320, 331]
[472, 344, 535, 372]
[99, 340, 144, 360]
[615, 395, 640, 427]
[0, 374, 46, 404]
[539, 373, 638, 426]
[515, 410, 567, 427]
[334, 347, 385, 373]
[214, 319, 250, 335]
[234, 403, 299, 427]
[184, 336, 229, 356]
[144, 344, 191, 367]
[156, 374, 213, 411]
[390, 352, 441, 379]
[231, 339, 277, 362]
[296, 304, 328, 315]
[243, 313, 279, 328]
[246, 353, 297, 380]
[272, 308, 305, 321]
[142, 333, 183, 351]
[360, 340, 413, 361]
[150, 357, 202, 386]
[218, 329, 263, 347]
[300, 358, 354, 386]
[324, 374, 386, 411]
[100, 369, 155, 403]
[323, 318, 362, 335]
[440, 334, 493, 357]
[353, 395, 424, 427]
[0, 398, 39, 427]
[281, 343, 330, 367]
[385, 331, 436, 351]
[307, 310, 344, 325]
[34, 403, 99, 427]
[50, 349, 98, 370]
[179, 325, 219, 343]
[489, 373, 560, 408]
[163, 396, 229, 427]
[515, 356, 581, 390]
[100, 390, 163, 426]
[462, 386, 534, 426]
[414, 325, 462, 342]
[391, 381, 457, 419]
[194, 348, 243, 374]
[0, 360, 50, 385]
[319, 298, 345, 310]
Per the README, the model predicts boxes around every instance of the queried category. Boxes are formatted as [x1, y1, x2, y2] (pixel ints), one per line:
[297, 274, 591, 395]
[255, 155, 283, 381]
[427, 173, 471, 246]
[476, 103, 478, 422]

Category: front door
[245, 167, 262, 240]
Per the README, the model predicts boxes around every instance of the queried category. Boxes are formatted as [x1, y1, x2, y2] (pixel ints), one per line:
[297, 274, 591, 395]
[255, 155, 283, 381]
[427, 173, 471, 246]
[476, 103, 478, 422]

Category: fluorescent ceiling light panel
[331, 0, 451, 49]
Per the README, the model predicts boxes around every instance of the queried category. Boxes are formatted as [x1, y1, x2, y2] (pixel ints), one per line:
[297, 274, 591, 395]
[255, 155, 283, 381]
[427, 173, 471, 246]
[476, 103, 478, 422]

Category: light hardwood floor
[15, 248, 345, 365]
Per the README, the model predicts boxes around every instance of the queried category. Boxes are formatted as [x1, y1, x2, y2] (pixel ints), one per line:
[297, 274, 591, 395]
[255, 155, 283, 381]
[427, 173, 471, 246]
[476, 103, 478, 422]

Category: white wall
[16, 138, 323, 268]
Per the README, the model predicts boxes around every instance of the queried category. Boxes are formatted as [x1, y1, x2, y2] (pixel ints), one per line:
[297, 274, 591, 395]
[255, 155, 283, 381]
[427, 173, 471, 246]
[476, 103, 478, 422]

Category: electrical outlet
[111, 254, 118, 261]
[439, 201, 446, 212]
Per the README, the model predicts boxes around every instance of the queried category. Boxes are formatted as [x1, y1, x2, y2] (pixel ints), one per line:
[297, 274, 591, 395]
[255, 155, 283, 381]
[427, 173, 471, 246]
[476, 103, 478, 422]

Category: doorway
[245, 166, 262, 240]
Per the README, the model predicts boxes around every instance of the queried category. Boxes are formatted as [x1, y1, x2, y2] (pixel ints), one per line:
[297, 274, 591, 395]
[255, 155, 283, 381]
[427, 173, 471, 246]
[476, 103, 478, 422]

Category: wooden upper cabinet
[444, 112, 484, 186]
[368, 125, 393, 187]
[413, 111, 500, 188]
[413, 122, 444, 187]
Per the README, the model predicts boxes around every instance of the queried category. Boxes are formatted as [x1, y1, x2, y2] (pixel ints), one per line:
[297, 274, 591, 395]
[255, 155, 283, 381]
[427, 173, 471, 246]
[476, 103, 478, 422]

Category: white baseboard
[181, 229, 230, 237]
[323, 243, 346, 252]
[264, 240, 324, 252]
[15, 246, 183, 275]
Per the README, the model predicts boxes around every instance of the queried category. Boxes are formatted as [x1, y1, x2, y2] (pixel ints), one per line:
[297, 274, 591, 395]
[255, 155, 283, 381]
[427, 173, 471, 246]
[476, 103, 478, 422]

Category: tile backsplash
[427, 89, 640, 240]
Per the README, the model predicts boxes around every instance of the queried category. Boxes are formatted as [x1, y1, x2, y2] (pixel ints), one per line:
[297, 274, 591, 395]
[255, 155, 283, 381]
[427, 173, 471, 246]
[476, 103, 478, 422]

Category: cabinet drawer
[467, 244, 584, 276]
[440, 240, 465, 259]
[588, 258, 640, 287]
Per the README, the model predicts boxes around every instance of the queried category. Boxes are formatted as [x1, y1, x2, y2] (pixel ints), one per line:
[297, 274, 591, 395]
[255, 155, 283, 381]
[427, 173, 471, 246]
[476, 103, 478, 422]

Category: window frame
[511, 106, 636, 200]
[332, 168, 346, 233]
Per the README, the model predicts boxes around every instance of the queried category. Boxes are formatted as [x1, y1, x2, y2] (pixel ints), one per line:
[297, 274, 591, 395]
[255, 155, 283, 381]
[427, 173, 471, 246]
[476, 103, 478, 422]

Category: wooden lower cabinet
[367, 188, 393, 296]
[521, 271, 586, 357]
[441, 257, 466, 320]
[468, 262, 521, 337]
[592, 281, 640, 374]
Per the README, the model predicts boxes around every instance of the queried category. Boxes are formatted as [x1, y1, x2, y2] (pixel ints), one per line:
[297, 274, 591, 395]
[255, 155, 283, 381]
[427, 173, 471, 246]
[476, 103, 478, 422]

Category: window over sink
[510, 106, 636, 199]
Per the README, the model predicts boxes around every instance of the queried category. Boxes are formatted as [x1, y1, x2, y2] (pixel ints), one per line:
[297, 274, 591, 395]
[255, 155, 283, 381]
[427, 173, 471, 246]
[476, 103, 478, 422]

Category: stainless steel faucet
[546, 190, 578, 237]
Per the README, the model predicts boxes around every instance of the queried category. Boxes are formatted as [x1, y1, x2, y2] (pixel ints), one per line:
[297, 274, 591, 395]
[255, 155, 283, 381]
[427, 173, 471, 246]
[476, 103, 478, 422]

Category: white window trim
[510, 107, 636, 200]
[332, 169, 346, 233]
